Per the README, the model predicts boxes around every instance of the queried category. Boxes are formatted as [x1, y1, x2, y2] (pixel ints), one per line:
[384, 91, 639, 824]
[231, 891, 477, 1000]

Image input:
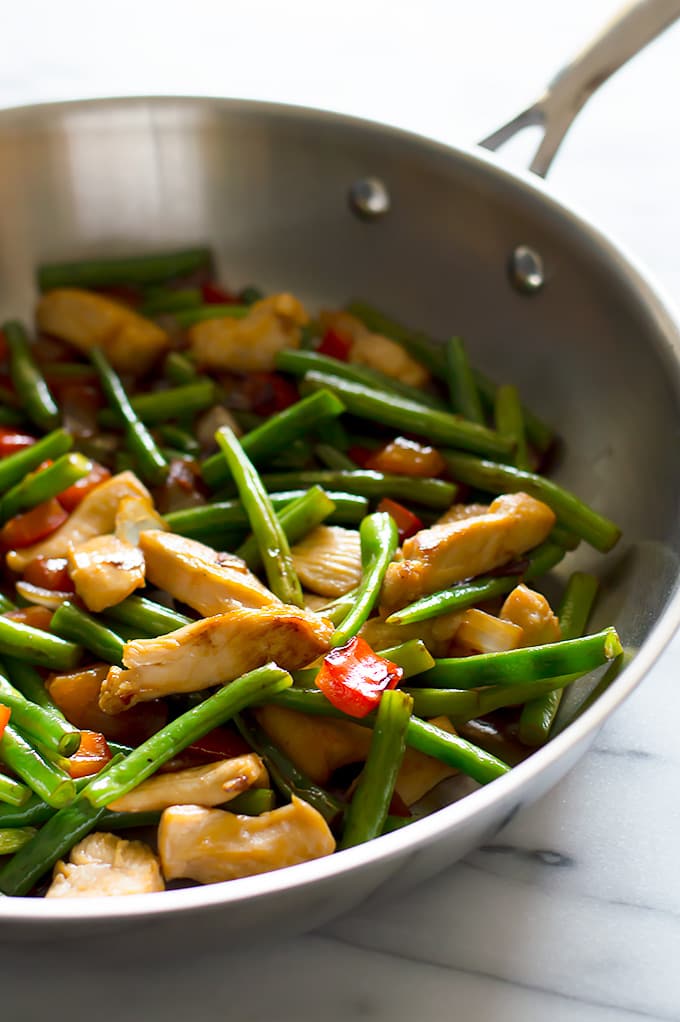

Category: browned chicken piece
[291, 526, 362, 598]
[453, 607, 525, 654]
[256, 705, 459, 807]
[139, 530, 279, 616]
[106, 755, 268, 813]
[7, 471, 151, 572]
[36, 289, 168, 375]
[436, 502, 490, 525]
[500, 583, 562, 645]
[380, 492, 556, 615]
[46, 832, 164, 898]
[67, 534, 145, 613]
[189, 293, 308, 372]
[319, 310, 429, 388]
[159, 796, 335, 885]
[99, 605, 333, 712]
[114, 494, 167, 546]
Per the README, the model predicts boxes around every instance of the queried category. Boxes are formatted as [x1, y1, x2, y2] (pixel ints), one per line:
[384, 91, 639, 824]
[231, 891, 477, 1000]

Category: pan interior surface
[1, 97, 679, 936]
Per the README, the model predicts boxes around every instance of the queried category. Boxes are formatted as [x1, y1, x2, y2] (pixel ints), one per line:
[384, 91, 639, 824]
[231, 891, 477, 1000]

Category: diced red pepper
[318, 328, 352, 362]
[315, 636, 403, 718]
[201, 281, 236, 305]
[0, 498, 68, 550]
[66, 730, 113, 779]
[346, 445, 374, 469]
[0, 703, 10, 741]
[0, 427, 37, 457]
[23, 556, 74, 593]
[0, 330, 8, 363]
[366, 436, 445, 477]
[5, 606, 54, 631]
[376, 497, 423, 543]
[249, 372, 299, 416]
[58, 462, 111, 512]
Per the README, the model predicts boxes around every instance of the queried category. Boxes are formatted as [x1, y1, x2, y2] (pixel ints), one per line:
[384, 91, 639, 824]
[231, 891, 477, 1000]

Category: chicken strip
[319, 310, 429, 388]
[291, 525, 362, 598]
[159, 796, 335, 885]
[380, 492, 556, 615]
[139, 530, 278, 616]
[37, 288, 168, 375]
[99, 605, 333, 712]
[68, 534, 145, 612]
[46, 832, 164, 898]
[500, 583, 561, 645]
[189, 293, 308, 372]
[114, 493, 167, 546]
[7, 471, 150, 572]
[106, 755, 268, 813]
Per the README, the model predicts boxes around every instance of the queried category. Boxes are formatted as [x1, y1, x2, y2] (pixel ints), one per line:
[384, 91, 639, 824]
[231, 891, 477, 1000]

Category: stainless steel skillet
[1, 0, 680, 944]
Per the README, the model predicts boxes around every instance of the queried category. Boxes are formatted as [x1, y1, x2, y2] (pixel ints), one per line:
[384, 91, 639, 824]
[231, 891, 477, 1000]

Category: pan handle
[480, 0, 680, 177]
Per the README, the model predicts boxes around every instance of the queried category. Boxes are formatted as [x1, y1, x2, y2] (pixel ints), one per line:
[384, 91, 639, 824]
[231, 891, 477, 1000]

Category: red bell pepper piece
[0, 427, 36, 457]
[346, 445, 374, 469]
[58, 462, 111, 512]
[23, 556, 74, 593]
[66, 730, 112, 779]
[376, 497, 423, 542]
[201, 281, 236, 304]
[249, 372, 299, 416]
[315, 636, 403, 718]
[318, 328, 352, 362]
[0, 703, 10, 741]
[0, 498, 68, 550]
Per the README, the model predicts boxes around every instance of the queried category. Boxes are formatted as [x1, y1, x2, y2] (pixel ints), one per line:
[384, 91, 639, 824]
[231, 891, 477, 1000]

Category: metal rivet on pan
[509, 245, 545, 293]
[348, 177, 391, 220]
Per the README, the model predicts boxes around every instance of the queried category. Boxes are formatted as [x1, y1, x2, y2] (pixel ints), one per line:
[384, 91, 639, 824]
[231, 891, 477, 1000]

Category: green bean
[0, 615, 80, 671]
[0, 724, 76, 808]
[275, 349, 447, 411]
[301, 371, 512, 459]
[215, 427, 303, 606]
[0, 453, 92, 524]
[0, 407, 27, 426]
[0, 773, 32, 808]
[402, 674, 585, 720]
[99, 380, 217, 428]
[234, 713, 343, 824]
[239, 285, 264, 306]
[37, 362, 95, 381]
[223, 788, 277, 815]
[419, 627, 622, 689]
[314, 444, 357, 470]
[332, 513, 398, 646]
[0, 432, 75, 501]
[237, 486, 336, 570]
[83, 664, 291, 809]
[140, 288, 202, 316]
[341, 689, 413, 848]
[494, 384, 531, 471]
[165, 490, 368, 538]
[0, 671, 79, 757]
[386, 542, 565, 625]
[519, 572, 599, 746]
[0, 827, 37, 854]
[157, 424, 200, 455]
[97, 809, 163, 831]
[346, 301, 555, 452]
[37, 247, 212, 291]
[0, 594, 16, 614]
[201, 390, 345, 488]
[105, 596, 192, 638]
[164, 351, 199, 385]
[550, 525, 581, 550]
[445, 337, 485, 424]
[174, 305, 248, 327]
[443, 451, 621, 552]
[0, 776, 93, 828]
[292, 639, 435, 687]
[90, 347, 168, 484]
[0, 795, 106, 895]
[252, 471, 456, 509]
[3, 658, 54, 711]
[261, 688, 509, 785]
[3, 321, 60, 431]
[50, 602, 124, 666]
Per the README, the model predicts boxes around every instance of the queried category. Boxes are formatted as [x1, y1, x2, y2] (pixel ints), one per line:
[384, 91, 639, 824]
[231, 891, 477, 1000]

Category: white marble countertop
[2, 2, 680, 1018]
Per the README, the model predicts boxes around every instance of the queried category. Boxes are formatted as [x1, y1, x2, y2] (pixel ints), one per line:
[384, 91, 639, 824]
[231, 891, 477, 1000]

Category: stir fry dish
[0, 247, 623, 898]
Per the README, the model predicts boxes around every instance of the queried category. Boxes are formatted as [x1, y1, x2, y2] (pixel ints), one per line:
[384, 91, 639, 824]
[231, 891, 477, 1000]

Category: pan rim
[1, 93, 679, 926]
